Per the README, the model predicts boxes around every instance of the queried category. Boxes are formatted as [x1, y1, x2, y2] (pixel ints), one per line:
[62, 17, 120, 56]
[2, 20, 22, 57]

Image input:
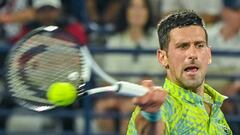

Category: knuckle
[141, 80, 153, 88]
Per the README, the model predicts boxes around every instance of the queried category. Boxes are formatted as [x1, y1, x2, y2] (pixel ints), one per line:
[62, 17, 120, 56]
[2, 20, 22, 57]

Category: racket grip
[116, 81, 149, 97]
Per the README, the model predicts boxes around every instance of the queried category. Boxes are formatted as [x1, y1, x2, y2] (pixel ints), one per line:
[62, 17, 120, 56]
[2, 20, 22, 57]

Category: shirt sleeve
[126, 107, 140, 135]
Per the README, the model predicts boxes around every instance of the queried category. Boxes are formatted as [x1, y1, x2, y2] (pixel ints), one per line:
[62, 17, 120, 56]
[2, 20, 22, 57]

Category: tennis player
[126, 10, 233, 135]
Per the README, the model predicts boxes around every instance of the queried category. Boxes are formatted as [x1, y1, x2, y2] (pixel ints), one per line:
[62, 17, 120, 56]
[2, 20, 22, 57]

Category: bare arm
[0, 8, 35, 24]
[133, 80, 168, 135]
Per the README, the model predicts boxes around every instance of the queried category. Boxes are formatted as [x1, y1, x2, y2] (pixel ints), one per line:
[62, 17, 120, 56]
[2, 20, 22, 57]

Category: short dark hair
[223, 0, 240, 10]
[157, 10, 207, 50]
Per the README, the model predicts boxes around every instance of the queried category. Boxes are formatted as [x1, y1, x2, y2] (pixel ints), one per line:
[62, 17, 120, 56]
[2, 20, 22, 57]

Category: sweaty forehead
[169, 25, 206, 44]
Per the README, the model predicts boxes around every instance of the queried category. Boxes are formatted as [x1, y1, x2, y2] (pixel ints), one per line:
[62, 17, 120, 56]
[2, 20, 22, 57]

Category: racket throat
[77, 91, 89, 97]
[78, 85, 118, 97]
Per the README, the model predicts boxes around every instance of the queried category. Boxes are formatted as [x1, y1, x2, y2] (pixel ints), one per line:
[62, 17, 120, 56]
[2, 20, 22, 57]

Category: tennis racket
[6, 26, 149, 112]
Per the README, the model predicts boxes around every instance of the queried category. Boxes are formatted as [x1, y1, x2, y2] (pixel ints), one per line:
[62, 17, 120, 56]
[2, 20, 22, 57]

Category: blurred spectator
[10, 0, 88, 45]
[207, 0, 240, 133]
[93, 94, 134, 135]
[0, 0, 34, 73]
[0, 0, 34, 42]
[86, 0, 124, 45]
[99, 0, 163, 83]
[0, 1, 34, 131]
[208, 0, 240, 50]
[207, 0, 240, 89]
[61, 0, 89, 25]
[86, 0, 123, 25]
[160, 0, 222, 25]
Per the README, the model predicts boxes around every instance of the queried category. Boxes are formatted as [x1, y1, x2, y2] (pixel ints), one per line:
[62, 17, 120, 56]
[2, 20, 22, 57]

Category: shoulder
[107, 33, 124, 42]
[106, 31, 131, 48]
[64, 18, 86, 30]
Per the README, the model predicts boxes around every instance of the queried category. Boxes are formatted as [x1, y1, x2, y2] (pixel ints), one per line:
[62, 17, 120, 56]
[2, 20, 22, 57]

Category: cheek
[127, 8, 148, 25]
[127, 10, 134, 24]
[199, 52, 211, 73]
[141, 11, 148, 24]
[168, 54, 184, 73]
[202, 58, 210, 69]
[49, 11, 59, 18]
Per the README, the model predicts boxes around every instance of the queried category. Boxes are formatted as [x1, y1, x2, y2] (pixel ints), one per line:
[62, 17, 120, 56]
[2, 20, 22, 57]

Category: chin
[181, 78, 204, 90]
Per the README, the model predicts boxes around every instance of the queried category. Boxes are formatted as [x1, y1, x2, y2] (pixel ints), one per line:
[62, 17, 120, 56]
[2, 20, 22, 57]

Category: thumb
[141, 80, 154, 90]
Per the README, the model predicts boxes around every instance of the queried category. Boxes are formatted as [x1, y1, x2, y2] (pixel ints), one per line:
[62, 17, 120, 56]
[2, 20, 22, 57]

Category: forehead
[169, 25, 206, 44]
[130, 0, 145, 6]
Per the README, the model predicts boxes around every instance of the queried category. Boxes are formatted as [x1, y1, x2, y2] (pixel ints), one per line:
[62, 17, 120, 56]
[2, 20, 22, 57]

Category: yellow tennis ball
[47, 82, 77, 106]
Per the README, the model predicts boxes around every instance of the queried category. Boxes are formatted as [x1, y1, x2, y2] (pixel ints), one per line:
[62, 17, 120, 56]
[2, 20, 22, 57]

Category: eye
[196, 43, 206, 48]
[177, 43, 189, 49]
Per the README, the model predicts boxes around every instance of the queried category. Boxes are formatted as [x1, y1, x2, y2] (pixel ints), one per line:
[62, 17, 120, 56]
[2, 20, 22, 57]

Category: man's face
[158, 25, 211, 90]
[222, 8, 240, 30]
[127, 0, 149, 28]
[36, 7, 61, 26]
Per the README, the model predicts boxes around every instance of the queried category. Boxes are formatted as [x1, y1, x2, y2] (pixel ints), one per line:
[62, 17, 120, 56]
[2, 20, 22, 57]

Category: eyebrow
[175, 40, 206, 46]
[194, 41, 206, 44]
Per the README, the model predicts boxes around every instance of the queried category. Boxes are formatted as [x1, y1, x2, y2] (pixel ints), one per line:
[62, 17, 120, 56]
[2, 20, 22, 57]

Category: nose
[187, 45, 198, 60]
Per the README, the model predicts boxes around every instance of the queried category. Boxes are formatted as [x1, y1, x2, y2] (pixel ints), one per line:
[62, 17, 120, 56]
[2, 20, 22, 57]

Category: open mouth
[184, 66, 199, 74]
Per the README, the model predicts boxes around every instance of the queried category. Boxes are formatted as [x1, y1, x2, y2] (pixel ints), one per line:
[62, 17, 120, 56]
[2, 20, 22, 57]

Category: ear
[207, 47, 212, 64]
[157, 49, 169, 69]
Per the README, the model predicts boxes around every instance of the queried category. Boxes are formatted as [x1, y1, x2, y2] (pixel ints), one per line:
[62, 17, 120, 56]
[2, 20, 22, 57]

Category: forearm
[0, 8, 35, 23]
[132, 80, 168, 135]
[12, 8, 35, 23]
[136, 112, 165, 135]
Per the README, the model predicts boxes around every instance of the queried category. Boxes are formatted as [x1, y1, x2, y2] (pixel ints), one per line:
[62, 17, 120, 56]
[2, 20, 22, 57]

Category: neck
[182, 83, 205, 97]
[193, 84, 205, 97]
[167, 76, 205, 97]
[128, 27, 144, 42]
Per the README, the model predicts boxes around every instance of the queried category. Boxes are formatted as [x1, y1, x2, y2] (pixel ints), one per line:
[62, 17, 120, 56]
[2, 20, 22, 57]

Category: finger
[141, 103, 161, 112]
[132, 90, 155, 105]
[140, 90, 167, 107]
[132, 92, 151, 105]
[132, 97, 138, 104]
[141, 80, 154, 90]
[133, 89, 168, 112]
[153, 86, 163, 90]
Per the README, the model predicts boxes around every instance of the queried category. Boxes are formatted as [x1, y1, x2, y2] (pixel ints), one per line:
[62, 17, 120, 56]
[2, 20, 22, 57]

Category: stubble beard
[179, 74, 205, 92]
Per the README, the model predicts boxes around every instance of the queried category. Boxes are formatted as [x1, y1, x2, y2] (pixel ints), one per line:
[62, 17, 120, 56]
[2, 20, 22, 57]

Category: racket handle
[116, 81, 149, 97]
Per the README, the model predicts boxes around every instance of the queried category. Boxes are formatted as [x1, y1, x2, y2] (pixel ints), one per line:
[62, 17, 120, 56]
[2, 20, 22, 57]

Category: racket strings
[9, 44, 85, 92]
[9, 61, 81, 91]
[7, 34, 87, 110]
[24, 49, 82, 84]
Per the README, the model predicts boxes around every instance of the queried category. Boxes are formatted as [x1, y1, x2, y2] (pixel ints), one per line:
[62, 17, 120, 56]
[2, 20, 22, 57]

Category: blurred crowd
[0, 0, 240, 134]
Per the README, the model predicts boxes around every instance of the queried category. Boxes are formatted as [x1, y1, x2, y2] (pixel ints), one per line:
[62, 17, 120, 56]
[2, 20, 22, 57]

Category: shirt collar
[163, 78, 228, 106]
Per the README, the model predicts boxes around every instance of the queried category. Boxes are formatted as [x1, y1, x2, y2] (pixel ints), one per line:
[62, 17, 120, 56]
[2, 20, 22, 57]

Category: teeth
[192, 68, 197, 72]
[185, 67, 198, 72]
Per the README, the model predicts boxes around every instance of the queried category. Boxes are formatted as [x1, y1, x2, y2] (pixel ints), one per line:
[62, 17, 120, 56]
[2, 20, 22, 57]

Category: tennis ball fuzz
[47, 82, 77, 106]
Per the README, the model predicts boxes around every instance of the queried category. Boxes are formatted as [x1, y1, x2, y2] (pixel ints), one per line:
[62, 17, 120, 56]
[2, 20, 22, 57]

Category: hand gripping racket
[6, 26, 148, 112]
